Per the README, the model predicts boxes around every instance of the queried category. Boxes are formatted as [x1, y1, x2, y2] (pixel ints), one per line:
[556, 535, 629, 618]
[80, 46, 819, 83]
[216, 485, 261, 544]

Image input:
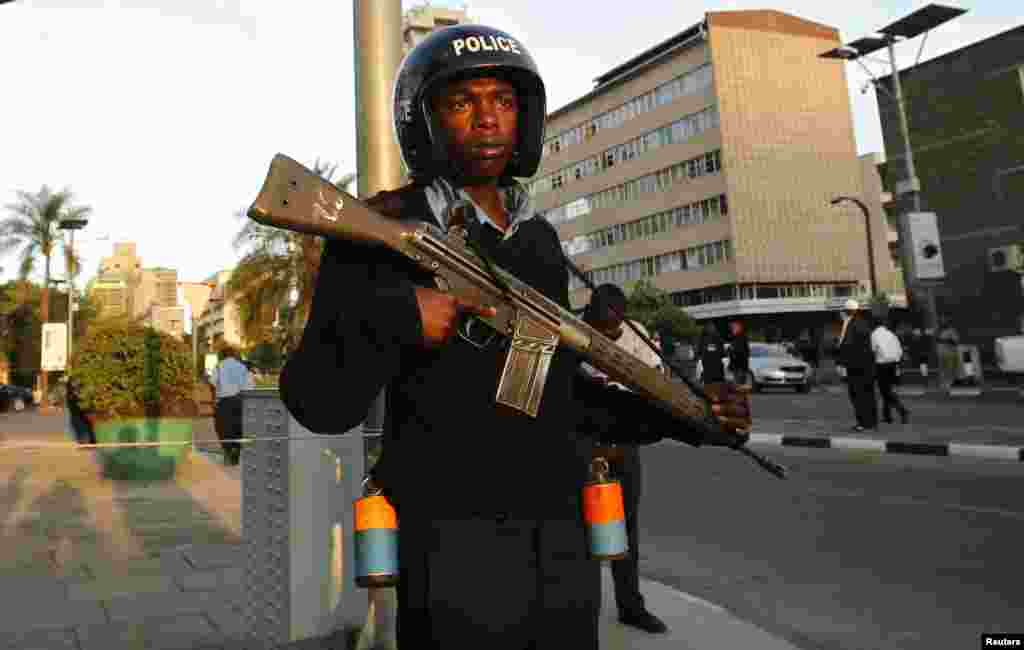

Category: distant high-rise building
[533, 10, 896, 342]
[402, 3, 471, 54]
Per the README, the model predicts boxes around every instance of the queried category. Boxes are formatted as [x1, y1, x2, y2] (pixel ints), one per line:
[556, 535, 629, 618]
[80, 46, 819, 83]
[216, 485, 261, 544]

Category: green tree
[228, 159, 355, 355]
[625, 280, 700, 349]
[1, 186, 91, 400]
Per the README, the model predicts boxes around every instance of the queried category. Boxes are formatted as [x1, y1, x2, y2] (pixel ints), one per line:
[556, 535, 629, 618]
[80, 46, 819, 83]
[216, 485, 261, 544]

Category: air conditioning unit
[988, 244, 1024, 272]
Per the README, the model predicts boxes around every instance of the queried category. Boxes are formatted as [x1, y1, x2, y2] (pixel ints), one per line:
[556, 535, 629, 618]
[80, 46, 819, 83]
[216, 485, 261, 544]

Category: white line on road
[948, 443, 1022, 461]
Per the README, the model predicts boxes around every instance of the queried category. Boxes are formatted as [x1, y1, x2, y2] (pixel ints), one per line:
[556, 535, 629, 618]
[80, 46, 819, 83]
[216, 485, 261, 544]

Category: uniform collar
[422, 176, 536, 241]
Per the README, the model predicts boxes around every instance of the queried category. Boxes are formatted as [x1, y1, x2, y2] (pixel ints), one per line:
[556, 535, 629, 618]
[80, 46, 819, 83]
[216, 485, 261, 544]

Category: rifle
[248, 154, 786, 479]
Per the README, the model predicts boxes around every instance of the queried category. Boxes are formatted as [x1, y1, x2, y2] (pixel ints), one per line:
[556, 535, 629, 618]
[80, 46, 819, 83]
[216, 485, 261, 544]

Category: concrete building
[531, 10, 895, 340]
[88, 273, 131, 319]
[876, 24, 1024, 358]
[195, 270, 245, 351]
[401, 2, 470, 54]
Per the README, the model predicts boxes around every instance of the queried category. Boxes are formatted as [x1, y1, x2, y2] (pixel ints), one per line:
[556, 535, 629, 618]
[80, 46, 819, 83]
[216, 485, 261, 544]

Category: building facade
[195, 269, 245, 351]
[876, 25, 1024, 356]
[531, 10, 895, 340]
[401, 3, 470, 54]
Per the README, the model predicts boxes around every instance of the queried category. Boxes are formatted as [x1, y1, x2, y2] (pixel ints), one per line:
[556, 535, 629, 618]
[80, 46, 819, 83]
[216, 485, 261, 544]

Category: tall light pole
[354, 3, 403, 648]
[820, 3, 966, 382]
[830, 196, 878, 298]
[58, 215, 89, 372]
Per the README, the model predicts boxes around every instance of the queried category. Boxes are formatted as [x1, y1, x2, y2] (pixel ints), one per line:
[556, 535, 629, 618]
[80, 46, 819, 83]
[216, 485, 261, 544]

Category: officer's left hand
[704, 382, 752, 437]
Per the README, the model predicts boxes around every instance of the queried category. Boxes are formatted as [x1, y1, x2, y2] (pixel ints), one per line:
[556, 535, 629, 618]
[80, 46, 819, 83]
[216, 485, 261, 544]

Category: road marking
[830, 437, 886, 452]
[948, 443, 1022, 461]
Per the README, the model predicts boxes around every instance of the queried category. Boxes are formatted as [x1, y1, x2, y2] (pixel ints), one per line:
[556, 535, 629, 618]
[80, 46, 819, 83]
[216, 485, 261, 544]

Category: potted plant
[68, 320, 197, 480]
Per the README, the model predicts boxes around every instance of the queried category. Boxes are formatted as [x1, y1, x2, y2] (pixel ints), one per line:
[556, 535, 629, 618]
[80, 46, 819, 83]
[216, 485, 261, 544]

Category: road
[634, 401, 1024, 650]
[749, 387, 1024, 446]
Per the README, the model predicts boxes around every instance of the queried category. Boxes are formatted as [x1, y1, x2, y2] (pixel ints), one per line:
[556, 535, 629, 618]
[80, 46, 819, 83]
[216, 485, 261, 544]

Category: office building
[876, 24, 1024, 355]
[402, 3, 471, 54]
[532, 10, 896, 339]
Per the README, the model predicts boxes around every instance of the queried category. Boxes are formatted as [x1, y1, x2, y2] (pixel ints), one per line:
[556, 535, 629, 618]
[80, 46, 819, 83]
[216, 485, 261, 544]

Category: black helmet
[393, 24, 547, 181]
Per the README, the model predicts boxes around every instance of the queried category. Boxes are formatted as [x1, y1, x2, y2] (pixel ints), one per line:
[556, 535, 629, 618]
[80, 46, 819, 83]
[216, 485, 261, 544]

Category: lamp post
[820, 3, 967, 385]
[58, 215, 89, 372]
[830, 196, 878, 298]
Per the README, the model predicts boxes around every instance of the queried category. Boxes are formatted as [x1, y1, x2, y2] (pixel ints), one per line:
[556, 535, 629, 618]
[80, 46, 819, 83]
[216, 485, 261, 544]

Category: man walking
[871, 320, 910, 424]
[211, 345, 253, 465]
[837, 300, 877, 432]
[728, 320, 751, 386]
[580, 284, 669, 634]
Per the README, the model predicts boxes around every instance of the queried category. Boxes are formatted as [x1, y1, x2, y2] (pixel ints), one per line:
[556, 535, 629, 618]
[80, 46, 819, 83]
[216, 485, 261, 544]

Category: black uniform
[280, 185, 709, 649]
[838, 315, 877, 429]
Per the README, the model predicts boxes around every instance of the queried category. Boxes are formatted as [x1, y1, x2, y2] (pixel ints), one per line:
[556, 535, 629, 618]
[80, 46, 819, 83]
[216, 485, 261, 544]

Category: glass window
[720, 194, 729, 216]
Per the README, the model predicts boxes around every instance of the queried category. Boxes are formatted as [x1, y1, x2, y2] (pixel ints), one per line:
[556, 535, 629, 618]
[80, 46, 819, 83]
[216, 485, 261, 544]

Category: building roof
[548, 9, 838, 122]
[547, 19, 706, 120]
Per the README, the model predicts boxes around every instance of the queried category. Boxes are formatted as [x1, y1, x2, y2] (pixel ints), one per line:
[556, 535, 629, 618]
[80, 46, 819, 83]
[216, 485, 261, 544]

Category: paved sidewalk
[1, 410, 800, 650]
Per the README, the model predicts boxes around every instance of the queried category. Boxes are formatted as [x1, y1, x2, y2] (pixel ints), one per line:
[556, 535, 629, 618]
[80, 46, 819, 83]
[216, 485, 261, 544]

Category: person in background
[698, 323, 726, 384]
[871, 319, 910, 424]
[836, 299, 877, 432]
[211, 345, 254, 465]
[728, 320, 751, 386]
[580, 283, 668, 634]
[936, 318, 961, 390]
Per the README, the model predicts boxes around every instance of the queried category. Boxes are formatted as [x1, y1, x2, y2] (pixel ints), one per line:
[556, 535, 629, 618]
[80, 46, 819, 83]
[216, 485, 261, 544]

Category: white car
[994, 335, 1024, 373]
[698, 343, 812, 393]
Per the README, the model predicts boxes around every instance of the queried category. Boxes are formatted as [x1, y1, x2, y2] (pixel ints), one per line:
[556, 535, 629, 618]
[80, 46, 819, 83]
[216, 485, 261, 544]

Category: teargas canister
[582, 457, 628, 561]
[353, 478, 399, 588]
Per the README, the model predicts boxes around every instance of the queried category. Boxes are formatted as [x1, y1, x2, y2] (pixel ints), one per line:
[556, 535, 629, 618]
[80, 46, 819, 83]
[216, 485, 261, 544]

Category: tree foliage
[625, 280, 701, 343]
[68, 320, 196, 418]
[228, 159, 355, 355]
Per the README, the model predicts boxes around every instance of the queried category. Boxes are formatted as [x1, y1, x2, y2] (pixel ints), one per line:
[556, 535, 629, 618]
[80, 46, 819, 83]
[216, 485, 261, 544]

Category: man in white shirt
[871, 321, 909, 425]
[580, 284, 668, 635]
[211, 345, 254, 465]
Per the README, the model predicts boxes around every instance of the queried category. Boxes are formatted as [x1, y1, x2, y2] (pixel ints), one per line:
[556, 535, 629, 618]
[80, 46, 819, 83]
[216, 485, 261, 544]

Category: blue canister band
[354, 528, 399, 577]
[588, 519, 628, 557]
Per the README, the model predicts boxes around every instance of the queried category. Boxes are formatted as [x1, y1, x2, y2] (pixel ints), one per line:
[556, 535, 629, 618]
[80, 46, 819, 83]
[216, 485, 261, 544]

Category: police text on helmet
[451, 35, 521, 57]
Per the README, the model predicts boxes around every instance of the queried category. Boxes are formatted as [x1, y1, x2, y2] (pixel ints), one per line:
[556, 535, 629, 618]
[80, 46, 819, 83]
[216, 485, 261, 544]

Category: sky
[1, 0, 1020, 288]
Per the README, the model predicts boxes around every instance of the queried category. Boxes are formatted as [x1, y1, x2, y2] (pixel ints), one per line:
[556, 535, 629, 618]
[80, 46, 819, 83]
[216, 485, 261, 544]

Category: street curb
[749, 433, 1024, 461]
[818, 385, 1019, 398]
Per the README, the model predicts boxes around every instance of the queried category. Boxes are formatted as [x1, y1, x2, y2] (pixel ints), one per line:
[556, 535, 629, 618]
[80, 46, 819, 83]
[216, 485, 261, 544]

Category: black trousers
[213, 395, 243, 464]
[609, 445, 644, 616]
[395, 515, 600, 649]
[876, 362, 907, 422]
[847, 369, 878, 429]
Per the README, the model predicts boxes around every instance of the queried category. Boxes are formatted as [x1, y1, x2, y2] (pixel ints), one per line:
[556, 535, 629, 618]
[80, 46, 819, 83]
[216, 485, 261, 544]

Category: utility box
[240, 389, 368, 647]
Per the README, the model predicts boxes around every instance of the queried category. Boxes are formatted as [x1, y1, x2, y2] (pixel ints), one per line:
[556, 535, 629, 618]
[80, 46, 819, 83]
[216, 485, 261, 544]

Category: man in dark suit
[837, 299, 877, 432]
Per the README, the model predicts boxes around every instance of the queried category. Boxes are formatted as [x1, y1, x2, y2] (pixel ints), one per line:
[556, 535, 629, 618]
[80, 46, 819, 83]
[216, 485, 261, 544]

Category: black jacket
[838, 315, 875, 375]
[728, 334, 750, 372]
[279, 184, 707, 521]
[699, 334, 726, 382]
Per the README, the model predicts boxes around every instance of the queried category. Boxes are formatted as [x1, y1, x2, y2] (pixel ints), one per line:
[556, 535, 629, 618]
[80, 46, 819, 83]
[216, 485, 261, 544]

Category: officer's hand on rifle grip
[705, 381, 752, 439]
[414, 287, 496, 348]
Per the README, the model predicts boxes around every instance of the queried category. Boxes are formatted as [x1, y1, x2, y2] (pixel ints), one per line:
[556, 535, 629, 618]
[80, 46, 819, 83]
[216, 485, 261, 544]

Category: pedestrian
[936, 318, 961, 389]
[211, 345, 253, 465]
[580, 284, 668, 634]
[728, 320, 751, 386]
[836, 299, 878, 432]
[698, 323, 726, 384]
[871, 320, 910, 424]
[277, 24, 752, 649]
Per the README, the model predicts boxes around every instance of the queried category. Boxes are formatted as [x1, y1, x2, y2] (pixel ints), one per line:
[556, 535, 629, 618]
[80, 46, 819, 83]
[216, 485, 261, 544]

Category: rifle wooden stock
[248, 153, 714, 425]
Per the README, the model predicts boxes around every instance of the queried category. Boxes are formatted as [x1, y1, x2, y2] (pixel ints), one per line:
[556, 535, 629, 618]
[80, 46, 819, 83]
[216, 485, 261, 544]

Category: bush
[68, 321, 197, 419]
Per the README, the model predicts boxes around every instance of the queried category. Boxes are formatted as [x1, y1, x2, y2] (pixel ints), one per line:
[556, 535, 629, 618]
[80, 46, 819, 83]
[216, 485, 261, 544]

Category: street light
[830, 196, 878, 298]
[820, 3, 967, 384]
[59, 215, 89, 372]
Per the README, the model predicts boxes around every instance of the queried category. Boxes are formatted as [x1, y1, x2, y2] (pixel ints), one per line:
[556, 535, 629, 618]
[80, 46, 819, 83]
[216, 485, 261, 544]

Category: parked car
[748, 343, 813, 392]
[994, 335, 1024, 373]
[0, 384, 34, 412]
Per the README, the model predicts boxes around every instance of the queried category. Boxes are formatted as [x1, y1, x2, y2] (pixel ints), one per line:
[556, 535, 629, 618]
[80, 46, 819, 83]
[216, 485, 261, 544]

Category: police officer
[279, 24, 751, 649]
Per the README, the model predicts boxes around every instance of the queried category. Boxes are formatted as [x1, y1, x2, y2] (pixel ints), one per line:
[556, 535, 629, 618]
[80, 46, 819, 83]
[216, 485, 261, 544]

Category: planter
[91, 416, 193, 481]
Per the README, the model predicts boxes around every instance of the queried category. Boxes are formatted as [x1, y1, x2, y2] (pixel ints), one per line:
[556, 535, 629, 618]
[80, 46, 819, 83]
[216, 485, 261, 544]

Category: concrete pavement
[1, 410, 800, 649]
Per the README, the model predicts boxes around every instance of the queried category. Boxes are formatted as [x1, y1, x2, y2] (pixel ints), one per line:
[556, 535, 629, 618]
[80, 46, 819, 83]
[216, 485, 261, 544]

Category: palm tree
[1, 185, 92, 403]
[228, 159, 355, 355]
